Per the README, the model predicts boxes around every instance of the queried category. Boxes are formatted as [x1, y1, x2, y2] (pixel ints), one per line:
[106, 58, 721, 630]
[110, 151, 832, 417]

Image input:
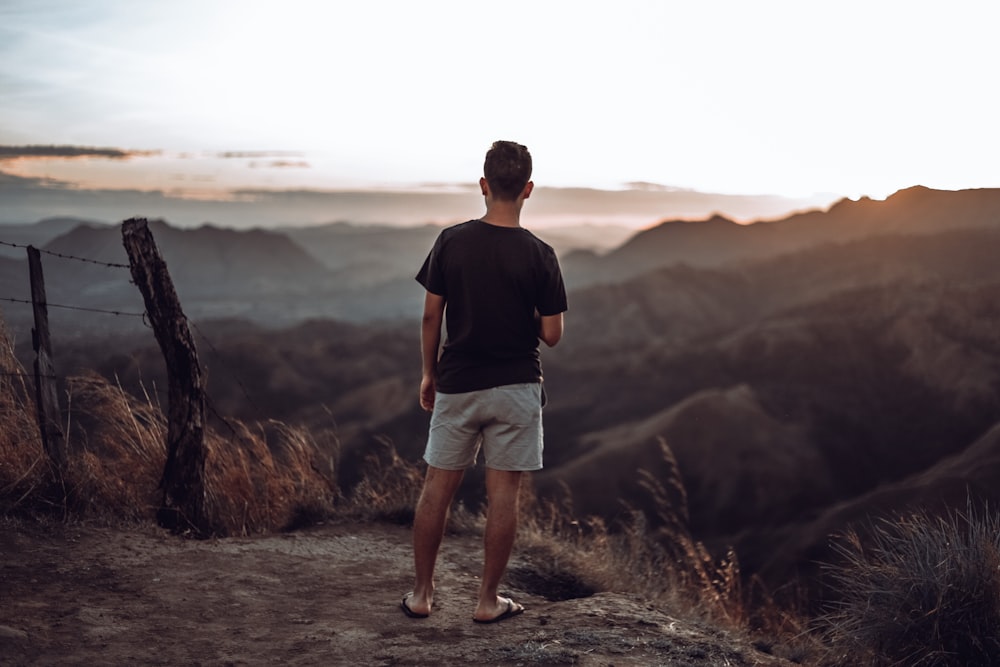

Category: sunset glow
[2, 0, 999, 225]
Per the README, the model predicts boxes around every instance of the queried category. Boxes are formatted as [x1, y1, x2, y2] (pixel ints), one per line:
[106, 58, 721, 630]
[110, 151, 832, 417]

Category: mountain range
[3, 185, 1000, 600]
[562, 185, 1000, 286]
[0, 217, 633, 329]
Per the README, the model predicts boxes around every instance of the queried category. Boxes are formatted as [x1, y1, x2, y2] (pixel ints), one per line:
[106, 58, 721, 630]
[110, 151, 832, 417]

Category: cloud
[0, 166, 842, 230]
[623, 182, 695, 193]
[248, 160, 311, 169]
[0, 145, 159, 161]
[217, 151, 305, 159]
[0, 169, 73, 190]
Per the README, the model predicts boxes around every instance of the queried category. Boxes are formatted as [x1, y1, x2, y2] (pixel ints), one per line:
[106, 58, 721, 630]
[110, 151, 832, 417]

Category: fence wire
[190, 321, 264, 419]
[0, 239, 131, 269]
[3, 232, 271, 434]
[0, 296, 146, 319]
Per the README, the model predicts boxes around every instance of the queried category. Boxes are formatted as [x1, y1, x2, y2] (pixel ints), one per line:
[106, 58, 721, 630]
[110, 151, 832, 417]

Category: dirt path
[1, 519, 796, 666]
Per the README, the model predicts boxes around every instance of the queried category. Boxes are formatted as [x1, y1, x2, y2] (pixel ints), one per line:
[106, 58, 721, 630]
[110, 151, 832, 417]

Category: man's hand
[419, 374, 436, 412]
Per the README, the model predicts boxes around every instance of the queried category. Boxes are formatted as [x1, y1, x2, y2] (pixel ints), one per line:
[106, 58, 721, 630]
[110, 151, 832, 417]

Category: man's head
[483, 141, 532, 201]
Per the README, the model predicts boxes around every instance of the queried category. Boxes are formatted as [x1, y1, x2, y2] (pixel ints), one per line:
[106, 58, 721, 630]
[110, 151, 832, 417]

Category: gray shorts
[424, 382, 544, 472]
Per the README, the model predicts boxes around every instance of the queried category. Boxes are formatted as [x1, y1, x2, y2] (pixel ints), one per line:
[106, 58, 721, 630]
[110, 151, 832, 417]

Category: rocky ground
[0, 518, 801, 666]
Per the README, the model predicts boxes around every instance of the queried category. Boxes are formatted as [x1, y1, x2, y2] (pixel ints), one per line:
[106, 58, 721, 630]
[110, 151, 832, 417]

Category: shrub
[820, 503, 1000, 666]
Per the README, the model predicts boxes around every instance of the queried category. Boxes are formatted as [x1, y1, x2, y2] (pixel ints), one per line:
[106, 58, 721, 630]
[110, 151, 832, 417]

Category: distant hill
[58, 220, 327, 310]
[282, 221, 632, 290]
[0, 220, 338, 332]
[10, 186, 999, 323]
[534, 384, 832, 538]
[563, 186, 1000, 287]
[548, 227, 1000, 446]
[535, 229, 1000, 588]
[0, 217, 108, 258]
[756, 419, 1000, 593]
[44, 219, 329, 293]
[556, 227, 1000, 360]
[284, 222, 441, 287]
[532, 223, 635, 255]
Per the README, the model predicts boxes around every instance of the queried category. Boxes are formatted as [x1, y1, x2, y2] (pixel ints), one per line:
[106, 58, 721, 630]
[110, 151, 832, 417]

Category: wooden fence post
[27, 246, 67, 471]
[121, 218, 213, 536]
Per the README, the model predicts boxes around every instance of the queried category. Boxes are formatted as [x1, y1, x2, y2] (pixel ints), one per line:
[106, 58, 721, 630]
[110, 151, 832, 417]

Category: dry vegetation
[513, 441, 746, 622]
[3, 315, 1000, 666]
[1, 317, 339, 534]
[819, 506, 1000, 666]
[0, 320, 50, 513]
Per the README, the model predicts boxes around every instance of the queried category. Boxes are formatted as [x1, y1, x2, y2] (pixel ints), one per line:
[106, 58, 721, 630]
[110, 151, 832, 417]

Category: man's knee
[485, 468, 522, 502]
[421, 466, 465, 503]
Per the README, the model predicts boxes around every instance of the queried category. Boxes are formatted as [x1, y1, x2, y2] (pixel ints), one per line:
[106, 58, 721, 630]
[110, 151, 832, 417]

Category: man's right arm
[420, 291, 446, 411]
[537, 312, 563, 347]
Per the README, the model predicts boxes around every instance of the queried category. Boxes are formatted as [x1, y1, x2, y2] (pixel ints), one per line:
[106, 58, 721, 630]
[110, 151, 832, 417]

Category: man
[401, 141, 567, 624]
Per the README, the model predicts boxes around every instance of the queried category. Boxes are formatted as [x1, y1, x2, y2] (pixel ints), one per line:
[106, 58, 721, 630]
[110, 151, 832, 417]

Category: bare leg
[473, 468, 523, 621]
[408, 465, 464, 616]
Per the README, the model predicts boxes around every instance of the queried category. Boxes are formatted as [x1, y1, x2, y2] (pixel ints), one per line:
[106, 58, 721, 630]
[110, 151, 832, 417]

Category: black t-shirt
[416, 219, 568, 393]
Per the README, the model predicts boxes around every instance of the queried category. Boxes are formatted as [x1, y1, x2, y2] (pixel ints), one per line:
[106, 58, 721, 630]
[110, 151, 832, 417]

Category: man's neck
[480, 202, 523, 228]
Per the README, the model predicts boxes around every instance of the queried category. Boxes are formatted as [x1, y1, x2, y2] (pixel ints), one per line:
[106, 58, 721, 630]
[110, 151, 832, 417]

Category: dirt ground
[0, 518, 798, 666]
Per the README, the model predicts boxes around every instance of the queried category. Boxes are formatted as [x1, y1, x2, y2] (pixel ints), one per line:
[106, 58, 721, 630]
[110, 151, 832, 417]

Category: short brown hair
[483, 141, 532, 201]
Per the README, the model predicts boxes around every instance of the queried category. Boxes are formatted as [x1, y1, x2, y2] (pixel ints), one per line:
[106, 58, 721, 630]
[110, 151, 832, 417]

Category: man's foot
[472, 597, 525, 624]
[400, 592, 430, 619]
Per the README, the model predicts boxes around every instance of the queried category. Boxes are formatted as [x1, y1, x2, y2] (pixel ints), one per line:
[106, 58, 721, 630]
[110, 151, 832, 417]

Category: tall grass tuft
[0, 317, 50, 513]
[341, 434, 425, 525]
[820, 503, 1000, 666]
[202, 419, 339, 535]
[638, 440, 744, 625]
[64, 372, 167, 522]
[518, 439, 744, 625]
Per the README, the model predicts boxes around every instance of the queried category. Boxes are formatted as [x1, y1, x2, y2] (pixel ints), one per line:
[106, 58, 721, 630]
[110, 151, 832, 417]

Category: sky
[1, 0, 999, 227]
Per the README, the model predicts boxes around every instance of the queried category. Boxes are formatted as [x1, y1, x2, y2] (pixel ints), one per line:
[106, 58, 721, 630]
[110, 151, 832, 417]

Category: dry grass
[202, 418, 338, 534]
[513, 438, 819, 664]
[517, 441, 749, 623]
[338, 433, 425, 525]
[819, 503, 1000, 667]
[0, 306, 420, 537]
[63, 372, 167, 522]
[0, 318, 51, 514]
[1, 316, 340, 533]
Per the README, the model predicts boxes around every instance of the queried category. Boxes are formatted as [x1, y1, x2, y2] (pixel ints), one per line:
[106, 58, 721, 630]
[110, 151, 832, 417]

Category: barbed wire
[5, 361, 256, 437]
[4, 298, 262, 418]
[0, 295, 146, 319]
[2, 234, 300, 463]
[204, 395, 242, 437]
[0, 239, 131, 269]
[2, 237, 275, 431]
[190, 321, 264, 419]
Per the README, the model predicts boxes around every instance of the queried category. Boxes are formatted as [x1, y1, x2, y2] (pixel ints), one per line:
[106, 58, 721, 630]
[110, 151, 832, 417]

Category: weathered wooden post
[121, 218, 213, 536]
[27, 246, 67, 471]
